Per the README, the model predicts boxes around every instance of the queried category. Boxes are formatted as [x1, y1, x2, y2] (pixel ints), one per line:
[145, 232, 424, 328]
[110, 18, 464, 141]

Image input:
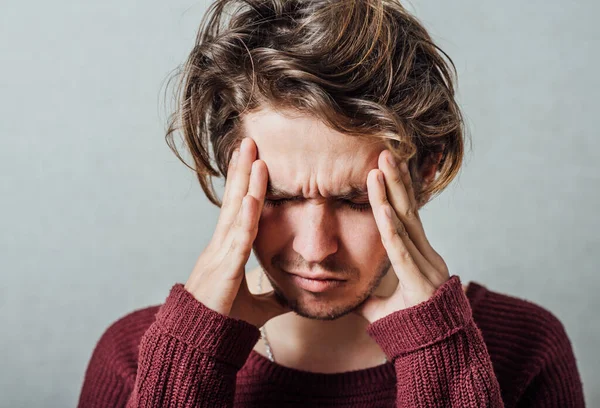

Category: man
[78, 0, 585, 407]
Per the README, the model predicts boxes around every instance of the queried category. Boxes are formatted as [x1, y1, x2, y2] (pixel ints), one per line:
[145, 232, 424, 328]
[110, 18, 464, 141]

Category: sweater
[77, 275, 586, 407]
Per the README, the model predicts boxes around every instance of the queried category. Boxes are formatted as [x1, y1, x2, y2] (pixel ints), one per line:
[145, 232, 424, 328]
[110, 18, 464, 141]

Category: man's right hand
[184, 137, 290, 328]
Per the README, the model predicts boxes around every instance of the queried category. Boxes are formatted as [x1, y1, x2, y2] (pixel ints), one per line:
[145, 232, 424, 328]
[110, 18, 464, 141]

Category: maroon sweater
[77, 275, 585, 407]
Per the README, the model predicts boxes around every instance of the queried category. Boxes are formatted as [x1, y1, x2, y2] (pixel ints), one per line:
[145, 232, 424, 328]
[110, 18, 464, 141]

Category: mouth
[284, 271, 347, 293]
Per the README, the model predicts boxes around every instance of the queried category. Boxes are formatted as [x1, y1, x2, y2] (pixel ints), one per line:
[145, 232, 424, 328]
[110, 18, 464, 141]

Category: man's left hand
[356, 149, 451, 324]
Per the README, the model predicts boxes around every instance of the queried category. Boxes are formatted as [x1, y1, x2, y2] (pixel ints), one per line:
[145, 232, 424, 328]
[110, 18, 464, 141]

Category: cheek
[253, 207, 385, 262]
[253, 207, 290, 256]
[339, 212, 386, 262]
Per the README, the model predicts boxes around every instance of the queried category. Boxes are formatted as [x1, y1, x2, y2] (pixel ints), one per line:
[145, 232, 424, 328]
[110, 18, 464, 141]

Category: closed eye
[263, 198, 371, 213]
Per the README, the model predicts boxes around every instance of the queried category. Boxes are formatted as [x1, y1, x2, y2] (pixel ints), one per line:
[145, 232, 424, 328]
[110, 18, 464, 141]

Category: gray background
[1, 0, 598, 406]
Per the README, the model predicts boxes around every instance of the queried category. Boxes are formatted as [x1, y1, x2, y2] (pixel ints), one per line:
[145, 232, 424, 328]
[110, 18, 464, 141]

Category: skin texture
[238, 105, 458, 371]
[185, 103, 462, 372]
[247, 107, 397, 321]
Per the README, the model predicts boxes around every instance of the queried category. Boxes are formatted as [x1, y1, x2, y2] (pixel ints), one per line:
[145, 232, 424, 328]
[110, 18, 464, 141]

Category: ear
[415, 152, 443, 208]
[420, 152, 443, 189]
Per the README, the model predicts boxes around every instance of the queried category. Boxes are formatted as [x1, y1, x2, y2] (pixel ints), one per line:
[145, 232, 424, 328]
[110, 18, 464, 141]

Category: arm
[361, 152, 504, 406]
[362, 150, 585, 407]
[77, 283, 261, 408]
[367, 275, 504, 408]
[79, 138, 289, 407]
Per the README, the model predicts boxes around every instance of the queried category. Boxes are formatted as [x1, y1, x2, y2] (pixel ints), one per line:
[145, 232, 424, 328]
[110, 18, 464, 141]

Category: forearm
[391, 321, 503, 407]
[367, 276, 503, 407]
[78, 283, 261, 408]
[128, 284, 260, 407]
[126, 322, 240, 407]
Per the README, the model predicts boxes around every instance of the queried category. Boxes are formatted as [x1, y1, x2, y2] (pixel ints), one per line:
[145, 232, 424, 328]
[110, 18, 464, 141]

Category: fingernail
[377, 172, 384, 184]
[386, 152, 396, 167]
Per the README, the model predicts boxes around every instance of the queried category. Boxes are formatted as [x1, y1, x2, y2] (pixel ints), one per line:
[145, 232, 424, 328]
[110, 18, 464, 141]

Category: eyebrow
[265, 181, 369, 201]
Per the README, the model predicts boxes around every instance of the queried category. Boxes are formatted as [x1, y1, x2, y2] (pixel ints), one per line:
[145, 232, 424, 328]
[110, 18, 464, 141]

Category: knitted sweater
[77, 275, 585, 407]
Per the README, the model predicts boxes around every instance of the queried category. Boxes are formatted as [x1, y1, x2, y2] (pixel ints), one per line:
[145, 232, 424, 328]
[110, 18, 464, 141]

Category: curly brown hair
[164, 0, 468, 207]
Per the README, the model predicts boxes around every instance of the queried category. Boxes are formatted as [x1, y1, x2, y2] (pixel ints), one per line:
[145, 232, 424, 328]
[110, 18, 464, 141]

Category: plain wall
[1, 0, 598, 406]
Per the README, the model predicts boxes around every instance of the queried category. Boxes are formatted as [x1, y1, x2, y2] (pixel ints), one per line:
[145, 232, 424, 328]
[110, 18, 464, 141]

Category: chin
[256, 255, 391, 320]
[295, 304, 360, 321]
[273, 286, 369, 321]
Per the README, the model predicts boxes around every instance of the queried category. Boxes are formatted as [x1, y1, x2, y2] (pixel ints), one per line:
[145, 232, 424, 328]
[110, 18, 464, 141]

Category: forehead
[240, 106, 384, 198]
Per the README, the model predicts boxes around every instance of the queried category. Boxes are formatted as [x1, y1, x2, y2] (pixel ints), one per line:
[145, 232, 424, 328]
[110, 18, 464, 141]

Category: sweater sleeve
[78, 283, 261, 408]
[366, 275, 504, 407]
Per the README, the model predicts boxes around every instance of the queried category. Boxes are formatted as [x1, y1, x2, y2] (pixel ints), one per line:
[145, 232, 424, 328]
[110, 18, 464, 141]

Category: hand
[355, 150, 451, 324]
[184, 137, 290, 328]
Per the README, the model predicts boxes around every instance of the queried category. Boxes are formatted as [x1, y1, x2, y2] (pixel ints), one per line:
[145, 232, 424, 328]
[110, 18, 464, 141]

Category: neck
[250, 267, 469, 372]
[249, 266, 395, 368]
[268, 302, 373, 352]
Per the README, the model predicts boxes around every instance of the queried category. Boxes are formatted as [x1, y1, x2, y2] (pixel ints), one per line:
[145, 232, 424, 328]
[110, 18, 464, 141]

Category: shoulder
[468, 282, 585, 404]
[79, 303, 163, 405]
[469, 282, 576, 371]
[474, 283, 568, 336]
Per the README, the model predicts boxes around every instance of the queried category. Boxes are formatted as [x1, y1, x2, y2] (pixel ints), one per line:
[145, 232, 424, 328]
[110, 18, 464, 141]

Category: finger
[214, 138, 256, 241]
[221, 162, 266, 256]
[220, 147, 240, 210]
[208, 197, 257, 316]
[379, 151, 447, 274]
[379, 151, 414, 218]
[212, 147, 240, 244]
[221, 195, 257, 279]
[367, 169, 435, 287]
[247, 160, 268, 217]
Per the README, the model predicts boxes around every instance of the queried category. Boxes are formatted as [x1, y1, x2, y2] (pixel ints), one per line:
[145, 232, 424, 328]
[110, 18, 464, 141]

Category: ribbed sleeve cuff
[366, 275, 472, 359]
[154, 283, 261, 369]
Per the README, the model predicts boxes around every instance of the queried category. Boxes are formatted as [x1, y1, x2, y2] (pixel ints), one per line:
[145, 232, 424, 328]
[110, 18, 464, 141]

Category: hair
[164, 0, 468, 207]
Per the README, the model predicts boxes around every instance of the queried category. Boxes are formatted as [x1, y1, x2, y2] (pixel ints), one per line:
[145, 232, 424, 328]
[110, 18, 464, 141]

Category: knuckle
[229, 237, 239, 252]
[399, 247, 412, 262]
[403, 207, 417, 220]
[394, 221, 407, 237]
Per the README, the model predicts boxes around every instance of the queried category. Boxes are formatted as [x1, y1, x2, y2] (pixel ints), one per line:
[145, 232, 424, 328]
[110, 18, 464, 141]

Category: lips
[285, 270, 346, 281]
[288, 274, 347, 293]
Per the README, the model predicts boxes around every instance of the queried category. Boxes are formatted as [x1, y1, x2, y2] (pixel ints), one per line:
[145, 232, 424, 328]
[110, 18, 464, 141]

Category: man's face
[243, 105, 394, 321]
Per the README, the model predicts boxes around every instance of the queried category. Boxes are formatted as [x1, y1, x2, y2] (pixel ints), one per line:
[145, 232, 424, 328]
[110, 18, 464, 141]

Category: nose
[292, 202, 339, 264]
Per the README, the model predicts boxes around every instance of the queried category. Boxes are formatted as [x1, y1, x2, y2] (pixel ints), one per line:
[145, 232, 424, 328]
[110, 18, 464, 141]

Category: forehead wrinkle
[266, 179, 368, 200]
[263, 152, 376, 201]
